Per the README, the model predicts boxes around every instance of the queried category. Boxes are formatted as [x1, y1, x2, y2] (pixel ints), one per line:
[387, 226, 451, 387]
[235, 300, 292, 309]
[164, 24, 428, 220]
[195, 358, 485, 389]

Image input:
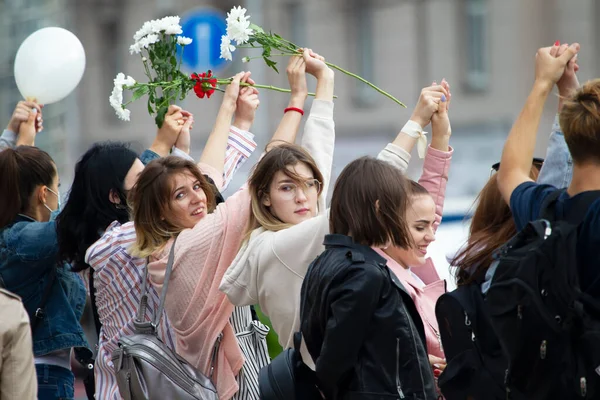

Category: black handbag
[259, 332, 321, 400]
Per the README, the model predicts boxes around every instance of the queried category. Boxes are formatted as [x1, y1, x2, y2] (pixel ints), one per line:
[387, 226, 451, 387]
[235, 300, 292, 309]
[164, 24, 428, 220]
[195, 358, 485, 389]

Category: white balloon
[14, 27, 86, 105]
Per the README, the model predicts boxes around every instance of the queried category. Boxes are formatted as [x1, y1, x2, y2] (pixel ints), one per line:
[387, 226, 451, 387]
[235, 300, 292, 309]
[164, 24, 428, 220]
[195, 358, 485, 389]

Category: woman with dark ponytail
[0, 110, 91, 400]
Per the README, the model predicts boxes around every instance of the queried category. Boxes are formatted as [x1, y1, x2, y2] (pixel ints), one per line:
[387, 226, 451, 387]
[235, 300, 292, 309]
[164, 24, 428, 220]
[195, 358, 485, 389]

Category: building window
[465, 0, 489, 92]
[352, 0, 376, 107]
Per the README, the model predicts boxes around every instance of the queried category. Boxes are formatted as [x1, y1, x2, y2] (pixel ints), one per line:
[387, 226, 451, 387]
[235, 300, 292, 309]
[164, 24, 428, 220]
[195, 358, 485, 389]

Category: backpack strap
[135, 237, 178, 333]
[31, 267, 57, 332]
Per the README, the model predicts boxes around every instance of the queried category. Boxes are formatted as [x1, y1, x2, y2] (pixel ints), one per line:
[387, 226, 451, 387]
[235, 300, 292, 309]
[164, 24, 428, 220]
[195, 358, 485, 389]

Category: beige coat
[0, 288, 37, 400]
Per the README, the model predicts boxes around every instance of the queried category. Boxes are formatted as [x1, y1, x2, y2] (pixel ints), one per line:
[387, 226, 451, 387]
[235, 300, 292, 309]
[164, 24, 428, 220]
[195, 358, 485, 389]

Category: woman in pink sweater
[128, 50, 335, 400]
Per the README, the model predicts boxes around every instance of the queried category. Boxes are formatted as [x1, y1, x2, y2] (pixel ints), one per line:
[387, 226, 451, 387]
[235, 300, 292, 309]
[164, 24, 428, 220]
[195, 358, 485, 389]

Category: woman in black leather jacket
[300, 157, 437, 400]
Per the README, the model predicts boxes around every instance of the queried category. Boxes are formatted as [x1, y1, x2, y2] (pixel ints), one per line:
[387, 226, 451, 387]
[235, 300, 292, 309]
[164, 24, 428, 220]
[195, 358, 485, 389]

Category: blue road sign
[180, 8, 228, 74]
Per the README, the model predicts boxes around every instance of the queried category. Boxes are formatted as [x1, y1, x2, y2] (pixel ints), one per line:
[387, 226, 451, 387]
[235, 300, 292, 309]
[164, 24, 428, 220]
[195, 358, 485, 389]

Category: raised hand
[552, 42, 580, 99]
[7, 101, 43, 134]
[233, 72, 260, 131]
[174, 110, 194, 155]
[535, 43, 579, 90]
[410, 83, 449, 128]
[222, 71, 246, 111]
[303, 48, 333, 80]
[16, 107, 37, 146]
[286, 55, 308, 103]
[151, 105, 185, 157]
[431, 79, 451, 152]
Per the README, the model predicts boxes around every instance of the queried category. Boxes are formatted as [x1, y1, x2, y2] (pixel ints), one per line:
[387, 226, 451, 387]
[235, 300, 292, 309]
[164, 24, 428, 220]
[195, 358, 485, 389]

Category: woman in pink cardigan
[128, 50, 335, 400]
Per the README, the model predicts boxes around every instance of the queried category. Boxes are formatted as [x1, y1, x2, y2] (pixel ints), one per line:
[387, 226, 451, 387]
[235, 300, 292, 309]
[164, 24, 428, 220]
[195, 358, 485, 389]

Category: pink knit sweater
[147, 163, 248, 400]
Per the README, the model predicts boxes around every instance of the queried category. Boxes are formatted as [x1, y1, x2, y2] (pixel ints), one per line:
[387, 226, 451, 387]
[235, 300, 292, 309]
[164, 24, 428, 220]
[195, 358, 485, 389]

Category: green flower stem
[325, 61, 406, 108]
[247, 32, 405, 107]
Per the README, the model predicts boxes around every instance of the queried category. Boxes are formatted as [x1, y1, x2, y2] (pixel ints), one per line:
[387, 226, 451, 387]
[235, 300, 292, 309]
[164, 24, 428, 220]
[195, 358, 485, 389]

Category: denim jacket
[0, 215, 90, 357]
[538, 115, 573, 188]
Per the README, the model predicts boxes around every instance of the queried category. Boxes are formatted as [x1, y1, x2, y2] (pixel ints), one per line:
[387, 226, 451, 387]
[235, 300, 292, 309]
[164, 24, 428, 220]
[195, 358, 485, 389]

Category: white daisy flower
[220, 35, 236, 61]
[110, 73, 136, 121]
[177, 36, 193, 46]
[226, 6, 248, 25]
[226, 6, 253, 45]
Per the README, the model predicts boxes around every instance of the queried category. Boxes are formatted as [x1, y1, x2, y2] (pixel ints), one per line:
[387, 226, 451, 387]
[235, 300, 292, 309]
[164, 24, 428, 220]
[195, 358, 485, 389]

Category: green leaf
[155, 105, 168, 128]
[250, 23, 264, 34]
[131, 85, 150, 102]
[264, 57, 279, 73]
[147, 99, 154, 114]
[170, 56, 177, 67]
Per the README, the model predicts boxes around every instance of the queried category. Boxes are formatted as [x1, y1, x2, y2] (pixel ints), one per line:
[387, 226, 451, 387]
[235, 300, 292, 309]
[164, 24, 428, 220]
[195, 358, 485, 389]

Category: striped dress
[84, 127, 257, 400]
[230, 306, 270, 400]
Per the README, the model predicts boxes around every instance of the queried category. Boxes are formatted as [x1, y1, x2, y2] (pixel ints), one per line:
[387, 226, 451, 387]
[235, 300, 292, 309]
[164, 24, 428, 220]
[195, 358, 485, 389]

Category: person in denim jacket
[0, 110, 91, 400]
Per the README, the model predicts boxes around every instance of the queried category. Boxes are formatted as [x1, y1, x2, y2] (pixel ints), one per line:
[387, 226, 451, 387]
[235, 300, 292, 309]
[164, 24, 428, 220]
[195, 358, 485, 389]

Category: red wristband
[284, 107, 304, 116]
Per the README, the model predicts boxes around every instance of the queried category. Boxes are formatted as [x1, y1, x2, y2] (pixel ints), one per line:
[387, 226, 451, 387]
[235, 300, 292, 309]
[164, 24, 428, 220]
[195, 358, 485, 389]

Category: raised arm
[419, 81, 453, 230]
[265, 55, 309, 151]
[300, 48, 335, 206]
[497, 43, 579, 204]
[538, 43, 579, 188]
[198, 72, 253, 175]
[378, 82, 449, 173]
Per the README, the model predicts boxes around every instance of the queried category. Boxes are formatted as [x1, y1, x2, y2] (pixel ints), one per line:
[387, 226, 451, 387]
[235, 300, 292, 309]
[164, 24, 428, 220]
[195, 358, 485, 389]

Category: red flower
[191, 70, 217, 99]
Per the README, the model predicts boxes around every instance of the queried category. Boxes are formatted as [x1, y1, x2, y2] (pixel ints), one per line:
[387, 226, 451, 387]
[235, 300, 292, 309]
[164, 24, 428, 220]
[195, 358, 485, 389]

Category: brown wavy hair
[129, 156, 217, 258]
[452, 164, 541, 285]
[245, 143, 324, 237]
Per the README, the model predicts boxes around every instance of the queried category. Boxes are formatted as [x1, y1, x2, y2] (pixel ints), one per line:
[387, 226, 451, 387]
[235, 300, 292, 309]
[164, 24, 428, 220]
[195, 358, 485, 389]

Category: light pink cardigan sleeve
[418, 145, 453, 231]
[413, 144, 453, 287]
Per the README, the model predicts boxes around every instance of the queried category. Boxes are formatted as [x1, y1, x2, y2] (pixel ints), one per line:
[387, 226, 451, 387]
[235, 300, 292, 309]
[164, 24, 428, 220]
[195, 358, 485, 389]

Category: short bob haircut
[246, 143, 324, 236]
[329, 157, 412, 248]
[129, 156, 217, 258]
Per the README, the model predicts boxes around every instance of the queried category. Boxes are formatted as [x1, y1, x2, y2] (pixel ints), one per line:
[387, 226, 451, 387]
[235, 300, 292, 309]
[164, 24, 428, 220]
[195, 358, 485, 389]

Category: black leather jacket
[300, 234, 437, 400]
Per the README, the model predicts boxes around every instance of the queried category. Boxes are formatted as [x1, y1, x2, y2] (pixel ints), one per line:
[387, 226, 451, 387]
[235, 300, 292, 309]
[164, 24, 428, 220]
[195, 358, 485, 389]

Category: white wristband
[401, 120, 428, 159]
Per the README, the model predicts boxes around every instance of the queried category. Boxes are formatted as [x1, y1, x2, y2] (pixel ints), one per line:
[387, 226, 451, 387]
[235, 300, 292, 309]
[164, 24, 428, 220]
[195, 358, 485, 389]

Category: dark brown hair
[409, 180, 429, 197]
[452, 164, 541, 284]
[329, 157, 412, 248]
[246, 144, 324, 236]
[129, 156, 216, 257]
[0, 146, 56, 228]
[561, 79, 600, 164]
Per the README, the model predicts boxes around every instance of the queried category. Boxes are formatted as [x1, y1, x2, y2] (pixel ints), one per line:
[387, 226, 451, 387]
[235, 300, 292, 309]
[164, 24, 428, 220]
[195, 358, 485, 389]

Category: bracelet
[401, 120, 428, 159]
[284, 107, 304, 116]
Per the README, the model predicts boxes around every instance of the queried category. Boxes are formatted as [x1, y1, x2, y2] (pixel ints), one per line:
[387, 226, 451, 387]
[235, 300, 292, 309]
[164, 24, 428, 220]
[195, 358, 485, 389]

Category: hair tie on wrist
[284, 107, 304, 116]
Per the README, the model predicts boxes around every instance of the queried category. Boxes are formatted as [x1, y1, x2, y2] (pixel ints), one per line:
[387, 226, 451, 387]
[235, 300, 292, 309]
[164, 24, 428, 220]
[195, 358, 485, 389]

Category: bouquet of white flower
[220, 6, 405, 107]
[110, 15, 309, 127]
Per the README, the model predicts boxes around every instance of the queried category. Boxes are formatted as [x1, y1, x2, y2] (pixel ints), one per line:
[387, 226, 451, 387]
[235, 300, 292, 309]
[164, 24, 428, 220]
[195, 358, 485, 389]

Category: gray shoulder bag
[112, 237, 221, 400]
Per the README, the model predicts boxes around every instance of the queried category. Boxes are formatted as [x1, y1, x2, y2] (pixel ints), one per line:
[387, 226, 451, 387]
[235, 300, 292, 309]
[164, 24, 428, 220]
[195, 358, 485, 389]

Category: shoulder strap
[89, 268, 102, 337]
[31, 267, 57, 332]
[135, 237, 178, 333]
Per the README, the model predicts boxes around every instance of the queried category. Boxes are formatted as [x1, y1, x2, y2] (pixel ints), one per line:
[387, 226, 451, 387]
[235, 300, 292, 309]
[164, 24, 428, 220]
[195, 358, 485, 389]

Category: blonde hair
[129, 157, 216, 258]
[560, 79, 600, 164]
[246, 144, 324, 238]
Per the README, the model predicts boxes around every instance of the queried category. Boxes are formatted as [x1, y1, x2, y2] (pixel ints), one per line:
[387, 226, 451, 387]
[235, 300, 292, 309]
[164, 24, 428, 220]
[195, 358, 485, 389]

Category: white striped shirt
[84, 127, 256, 400]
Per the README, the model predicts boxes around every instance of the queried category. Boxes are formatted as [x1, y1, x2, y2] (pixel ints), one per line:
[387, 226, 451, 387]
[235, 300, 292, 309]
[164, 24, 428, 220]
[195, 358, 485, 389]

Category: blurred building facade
[2, 0, 600, 198]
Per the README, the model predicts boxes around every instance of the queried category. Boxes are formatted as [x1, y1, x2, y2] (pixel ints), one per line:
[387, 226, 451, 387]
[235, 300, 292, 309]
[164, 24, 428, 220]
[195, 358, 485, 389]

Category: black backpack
[435, 274, 508, 400]
[486, 190, 600, 399]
